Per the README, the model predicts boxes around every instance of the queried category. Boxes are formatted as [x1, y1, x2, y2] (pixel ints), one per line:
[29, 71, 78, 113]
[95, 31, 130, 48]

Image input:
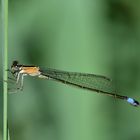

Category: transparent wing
[40, 68, 116, 95]
[40, 68, 140, 107]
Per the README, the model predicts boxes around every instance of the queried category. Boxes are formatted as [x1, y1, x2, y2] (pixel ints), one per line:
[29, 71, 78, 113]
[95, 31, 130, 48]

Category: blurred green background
[1, 0, 140, 140]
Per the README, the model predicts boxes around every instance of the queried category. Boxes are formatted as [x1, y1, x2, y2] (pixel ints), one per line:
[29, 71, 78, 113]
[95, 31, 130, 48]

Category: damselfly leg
[6, 69, 24, 93]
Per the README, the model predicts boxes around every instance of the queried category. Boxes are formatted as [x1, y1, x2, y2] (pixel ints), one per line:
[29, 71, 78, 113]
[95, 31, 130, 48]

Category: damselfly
[7, 60, 139, 107]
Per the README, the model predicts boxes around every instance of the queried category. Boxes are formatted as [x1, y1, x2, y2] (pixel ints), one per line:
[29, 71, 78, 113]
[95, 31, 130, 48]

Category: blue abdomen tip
[127, 98, 139, 107]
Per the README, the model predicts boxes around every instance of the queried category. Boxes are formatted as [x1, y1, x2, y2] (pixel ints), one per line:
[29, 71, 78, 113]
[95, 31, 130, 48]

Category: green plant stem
[2, 0, 8, 140]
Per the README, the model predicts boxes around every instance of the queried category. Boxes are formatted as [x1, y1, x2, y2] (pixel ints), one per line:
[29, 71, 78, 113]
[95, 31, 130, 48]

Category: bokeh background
[1, 0, 140, 140]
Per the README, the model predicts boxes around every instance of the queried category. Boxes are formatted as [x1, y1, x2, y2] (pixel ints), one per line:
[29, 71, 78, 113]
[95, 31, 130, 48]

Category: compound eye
[12, 60, 19, 67]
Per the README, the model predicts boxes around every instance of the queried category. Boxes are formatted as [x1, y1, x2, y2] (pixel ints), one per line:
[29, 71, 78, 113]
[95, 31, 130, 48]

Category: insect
[7, 60, 139, 107]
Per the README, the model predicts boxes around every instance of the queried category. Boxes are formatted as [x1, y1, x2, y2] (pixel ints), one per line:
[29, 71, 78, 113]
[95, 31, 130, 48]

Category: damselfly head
[12, 60, 19, 67]
[11, 60, 20, 73]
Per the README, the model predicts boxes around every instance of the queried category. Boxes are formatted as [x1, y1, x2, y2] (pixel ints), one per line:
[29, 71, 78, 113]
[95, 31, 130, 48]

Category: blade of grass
[2, 0, 8, 139]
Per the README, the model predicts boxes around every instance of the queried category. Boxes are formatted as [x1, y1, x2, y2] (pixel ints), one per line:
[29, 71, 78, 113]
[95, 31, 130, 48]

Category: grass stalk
[2, 0, 8, 139]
